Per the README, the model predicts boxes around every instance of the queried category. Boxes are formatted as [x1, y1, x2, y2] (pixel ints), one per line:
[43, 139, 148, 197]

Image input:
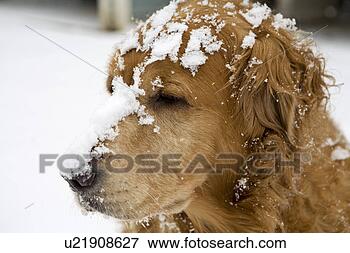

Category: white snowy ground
[0, 2, 349, 232]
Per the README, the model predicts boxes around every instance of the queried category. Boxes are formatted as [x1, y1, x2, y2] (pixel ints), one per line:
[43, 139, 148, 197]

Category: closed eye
[152, 92, 189, 108]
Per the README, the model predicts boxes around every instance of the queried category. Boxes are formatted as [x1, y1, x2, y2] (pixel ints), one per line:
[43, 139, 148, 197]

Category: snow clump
[223, 2, 235, 9]
[62, 77, 148, 179]
[180, 26, 223, 75]
[331, 146, 350, 161]
[241, 31, 256, 49]
[240, 3, 271, 28]
[150, 22, 189, 63]
[272, 13, 297, 31]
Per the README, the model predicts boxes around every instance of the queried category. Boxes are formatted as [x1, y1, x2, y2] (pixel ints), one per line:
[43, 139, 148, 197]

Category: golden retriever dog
[63, 0, 350, 232]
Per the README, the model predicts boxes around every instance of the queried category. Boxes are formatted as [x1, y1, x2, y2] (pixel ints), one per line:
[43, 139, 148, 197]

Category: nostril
[65, 173, 96, 190]
[63, 159, 98, 190]
[75, 173, 96, 187]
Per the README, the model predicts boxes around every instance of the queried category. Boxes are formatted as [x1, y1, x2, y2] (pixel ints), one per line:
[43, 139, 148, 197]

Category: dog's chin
[74, 191, 105, 214]
[75, 191, 192, 222]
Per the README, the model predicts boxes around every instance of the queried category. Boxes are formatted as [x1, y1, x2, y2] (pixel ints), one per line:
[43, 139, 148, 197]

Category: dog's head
[63, 0, 331, 221]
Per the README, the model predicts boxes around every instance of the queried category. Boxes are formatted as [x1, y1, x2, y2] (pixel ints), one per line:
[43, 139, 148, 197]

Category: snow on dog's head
[62, 0, 331, 223]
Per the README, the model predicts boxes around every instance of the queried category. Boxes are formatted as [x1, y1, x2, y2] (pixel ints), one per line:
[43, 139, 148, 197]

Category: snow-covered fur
[75, 0, 350, 232]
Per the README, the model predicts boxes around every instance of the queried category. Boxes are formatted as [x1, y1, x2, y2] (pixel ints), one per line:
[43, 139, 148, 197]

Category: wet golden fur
[91, 0, 350, 232]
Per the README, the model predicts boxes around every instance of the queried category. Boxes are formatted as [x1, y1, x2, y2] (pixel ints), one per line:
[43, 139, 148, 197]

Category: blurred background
[1, 0, 350, 29]
[0, 0, 349, 232]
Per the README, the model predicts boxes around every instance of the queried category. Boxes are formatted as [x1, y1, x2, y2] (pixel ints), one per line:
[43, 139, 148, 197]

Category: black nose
[66, 172, 96, 190]
[63, 158, 99, 190]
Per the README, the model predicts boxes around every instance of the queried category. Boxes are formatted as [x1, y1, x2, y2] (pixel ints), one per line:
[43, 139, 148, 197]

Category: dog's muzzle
[63, 159, 98, 191]
[66, 172, 96, 190]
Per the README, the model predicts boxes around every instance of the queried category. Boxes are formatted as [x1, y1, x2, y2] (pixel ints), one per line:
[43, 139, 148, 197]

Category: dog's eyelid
[151, 90, 191, 108]
[156, 91, 183, 101]
[159, 89, 180, 98]
[158, 82, 187, 97]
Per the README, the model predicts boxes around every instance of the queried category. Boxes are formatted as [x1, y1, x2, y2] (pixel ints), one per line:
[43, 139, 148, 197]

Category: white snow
[153, 125, 161, 134]
[158, 213, 180, 232]
[317, 36, 350, 139]
[130, 64, 156, 125]
[137, 105, 155, 125]
[234, 177, 249, 201]
[150, 22, 188, 62]
[116, 54, 125, 71]
[95, 78, 141, 137]
[241, 0, 250, 6]
[150, 1, 178, 28]
[118, 30, 139, 55]
[198, 0, 209, 6]
[0, 2, 123, 232]
[331, 146, 350, 161]
[223, 2, 235, 9]
[272, 13, 297, 32]
[321, 136, 340, 147]
[141, 0, 179, 51]
[248, 56, 263, 67]
[180, 26, 222, 75]
[237, 177, 248, 190]
[118, 1, 227, 77]
[151, 76, 164, 91]
[240, 3, 271, 28]
[241, 31, 256, 49]
[153, 125, 160, 134]
[181, 50, 208, 75]
[63, 76, 142, 179]
[131, 1, 226, 76]
[216, 20, 226, 33]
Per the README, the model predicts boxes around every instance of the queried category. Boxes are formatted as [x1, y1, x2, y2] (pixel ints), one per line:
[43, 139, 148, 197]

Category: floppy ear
[229, 30, 332, 152]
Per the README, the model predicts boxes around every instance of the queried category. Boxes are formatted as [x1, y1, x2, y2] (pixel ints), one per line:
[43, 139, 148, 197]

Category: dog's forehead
[109, 1, 246, 91]
[117, 3, 229, 63]
[108, 0, 298, 95]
